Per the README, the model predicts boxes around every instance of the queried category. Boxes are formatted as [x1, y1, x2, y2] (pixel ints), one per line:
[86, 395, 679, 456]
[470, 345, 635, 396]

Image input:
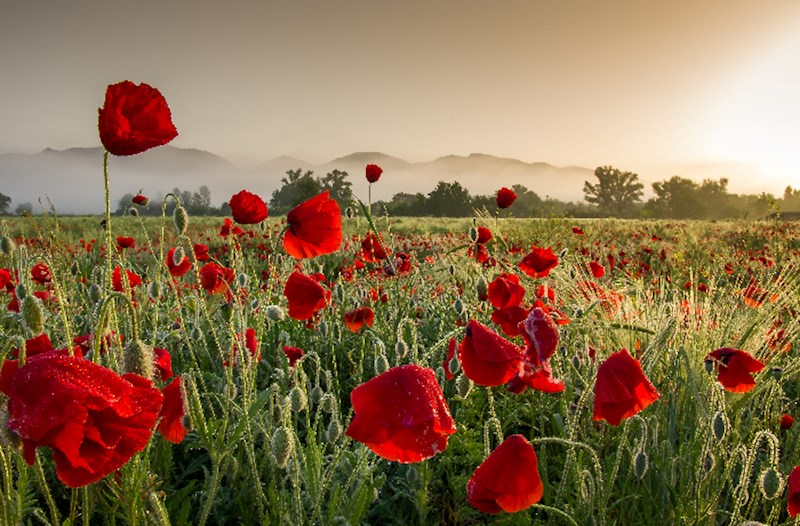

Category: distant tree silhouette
[427, 181, 472, 216]
[583, 166, 644, 217]
[0, 193, 10, 215]
[15, 202, 33, 216]
[270, 169, 321, 213]
[319, 170, 353, 208]
[649, 176, 705, 218]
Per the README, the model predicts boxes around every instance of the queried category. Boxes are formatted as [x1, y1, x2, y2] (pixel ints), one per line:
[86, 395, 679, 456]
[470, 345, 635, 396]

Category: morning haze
[2, 1, 800, 213]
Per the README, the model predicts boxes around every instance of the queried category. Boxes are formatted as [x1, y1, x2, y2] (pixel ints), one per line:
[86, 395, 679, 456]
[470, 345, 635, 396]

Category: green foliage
[583, 165, 644, 217]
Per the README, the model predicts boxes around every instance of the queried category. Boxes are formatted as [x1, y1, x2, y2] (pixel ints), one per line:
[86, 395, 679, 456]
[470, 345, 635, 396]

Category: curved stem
[103, 150, 113, 293]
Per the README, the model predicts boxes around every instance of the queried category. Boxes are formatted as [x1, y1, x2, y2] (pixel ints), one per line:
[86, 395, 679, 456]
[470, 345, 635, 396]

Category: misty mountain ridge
[0, 146, 595, 214]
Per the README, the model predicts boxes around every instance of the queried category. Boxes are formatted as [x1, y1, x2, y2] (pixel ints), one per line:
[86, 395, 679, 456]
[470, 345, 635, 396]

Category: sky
[2, 0, 800, 194]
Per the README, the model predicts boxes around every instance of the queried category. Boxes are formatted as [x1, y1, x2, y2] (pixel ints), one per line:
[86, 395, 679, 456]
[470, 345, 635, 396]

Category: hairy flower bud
[271, 426, 293, 468]
[21, 296, 44, 335]
[632, 450, 649, 479]
[374, 353, 389, 375]
[758, 467, 783, 500]
[326, 417, 342, 443]
[173, 206, 189, 236]
[712, 411, 728, 441]
[1, 236, 17, 255]
[123, 339, 155, 381]
[456, 373, 473, 398]
[289, 386, 307, 413]
[265, 305, 285, 322]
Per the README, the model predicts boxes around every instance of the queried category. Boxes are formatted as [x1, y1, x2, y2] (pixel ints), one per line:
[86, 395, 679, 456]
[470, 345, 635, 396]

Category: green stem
[103, 150, 113, 293]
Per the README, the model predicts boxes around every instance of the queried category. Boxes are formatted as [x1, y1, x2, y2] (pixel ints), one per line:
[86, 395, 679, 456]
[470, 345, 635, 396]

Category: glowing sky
[2, 1, 800, 193]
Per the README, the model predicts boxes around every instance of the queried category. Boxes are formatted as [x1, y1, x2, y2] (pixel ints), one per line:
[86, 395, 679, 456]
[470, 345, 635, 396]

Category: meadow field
[0, 209, 798, 526]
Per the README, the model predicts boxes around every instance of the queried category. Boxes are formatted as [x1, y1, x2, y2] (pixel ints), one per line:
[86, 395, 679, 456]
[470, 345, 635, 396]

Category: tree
[270, 169, 321, 213]
[426, 181, 472, 217]
[319, 170, 353, 208]
[649, 176, 704, 219]
[583, 166, 644, 217]
[15, 203, 33, 216]
[0, 193, 10, 215]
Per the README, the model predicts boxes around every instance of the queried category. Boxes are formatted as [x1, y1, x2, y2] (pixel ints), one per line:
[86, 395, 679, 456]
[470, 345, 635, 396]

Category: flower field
[1, 81, 800, 525]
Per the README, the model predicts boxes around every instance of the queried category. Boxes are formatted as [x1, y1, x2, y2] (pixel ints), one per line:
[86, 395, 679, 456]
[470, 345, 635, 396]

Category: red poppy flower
[704, 348, 764, 393]
[487, 273, 526, 309]
[490, 305, 530, 337]
[572, 226, 584, 235]
[589, 261, 605, 278]
[153, 348, 173, 381]
[166, 247, 192, 277]
[518, 246, 558, 279]
[496, 187, 517, 209]
[282, 345, 305, 367]
[361, 232, 388, 262]
[343, 306, 375, 333]
[31, 263, 52, 285]
[345, 364, 456, 463]
[0, 268, 12, 290]
[741, 280, 778, 308]
[219, 218, 244, 237]
[284, 190, 342, 259]
[116, 236, 135, 249]
[593, 349, 659, 426]
[520, 307, 559, 364]
[198, 262, 234, 295]
[98, 81, 178, 156]
[789, 466, 800, 517]
[468, 243, 489, 263]
[365, 164, 383, 183]
[459, 320, 524, 386]
[781, 414, 795, 430]
[1, 352, 163, 487]
[466, 434, 543, 514]
[132, 194, 150, 206]
[229, 190, 268, 225]
[228, 328, 261, 365]
[193, 243, 210, 261]
[156, 376, 188, 444]
[476, 227, 492, 244]
[283, 271, 329, 320]
[112, 266, 143, 292]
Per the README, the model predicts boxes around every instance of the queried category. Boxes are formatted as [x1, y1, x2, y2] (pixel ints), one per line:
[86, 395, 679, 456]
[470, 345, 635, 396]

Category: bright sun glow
[711, 32, 800, 191]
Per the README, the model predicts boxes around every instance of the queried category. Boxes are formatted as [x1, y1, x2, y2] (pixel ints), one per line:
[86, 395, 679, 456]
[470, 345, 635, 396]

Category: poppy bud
[147, 281, 162, 301]
[15, 283, 27, 301]
[21, 296, 44, 335]
[173, 206, 189, 236]
[236, 273, 249, 289]
[448, 265, 455, 276]
[701, 451, 716, 475]
[319, 393, 336, 414]
[759, 467, 783, 500]
[395, 340, 408, 359]
[448, 355, 461, 376]
[372, 338, 386, 354]
[88, 284, 102, 304]
[271, 426, 293, 468]
[476, 275, 488, 300]
[275, 253, 283, 267]
[289, 386, 307, 413]
[345, 206, 355, 219]
[457, 373, 473, 398]
[123, 339, 155, 381]
[265, 305, 285, 321]
[128, 207, 139, 216]
[310, 385, 324, 405]
[171, 246, 185, 266]
[469, 227, 478, 242]
[326, 417, 342, 443]
[374, 353, 389, 374]
[712, 411, 728, 441]
[334, 284, 344, 303]
[1, 236, 16, 255]
[632, 449, 648, 479]
[453, 298, 464, 315]
[70, 261, 80, 276]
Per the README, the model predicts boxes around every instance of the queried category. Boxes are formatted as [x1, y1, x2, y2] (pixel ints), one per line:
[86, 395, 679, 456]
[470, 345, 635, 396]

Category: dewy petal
[284, 271, 329, 320]
[458, 320, 524, 386]
[466, 434, 543, 514]
[157, 377, 189, 444]
[345, 364, 455, 463]
[284, 191, 342, 259]
[593, 349, 659, 426]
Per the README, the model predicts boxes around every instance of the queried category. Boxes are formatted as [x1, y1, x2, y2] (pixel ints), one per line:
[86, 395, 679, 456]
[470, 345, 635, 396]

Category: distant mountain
[0, 146, 593, 214]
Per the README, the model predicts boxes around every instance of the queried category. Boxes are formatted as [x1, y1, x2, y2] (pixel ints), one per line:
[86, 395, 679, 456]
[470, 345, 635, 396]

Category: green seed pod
[759, 467, 783, 500]
[21, 296, 44, 335]
[448, 355, 461, 376]
[453, 298, 464, 315]
[632, 450, 649, 479]
[374, 353, 389, 374]
[468, 226, 478, 242]
[123, 339, 155, 381]
[344, 206, 355, 219]
[289, 386, 307, 413]
[236, 272, 249, 289]
[456, 373, 473, 398]
[271, 426, 293, 469]
[448, 264, 455, 276]
[372, 338, 385, 354]
[319, 393, 336, 414]
[1, 236, 17, 255]
[265, 305, 285, 321]
[476, 275, 488, 300]
[712, 411, 728, 441]
[88, 283, 102, 304]
[173, 206, 189, 236]
[334, 283, 344, 303]
[326, 417, 342, 444]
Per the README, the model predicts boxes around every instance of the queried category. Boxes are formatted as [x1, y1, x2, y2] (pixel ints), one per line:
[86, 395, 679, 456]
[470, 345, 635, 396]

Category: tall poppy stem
[368, 183, 372, 216]
[103, 150, 113, 292]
